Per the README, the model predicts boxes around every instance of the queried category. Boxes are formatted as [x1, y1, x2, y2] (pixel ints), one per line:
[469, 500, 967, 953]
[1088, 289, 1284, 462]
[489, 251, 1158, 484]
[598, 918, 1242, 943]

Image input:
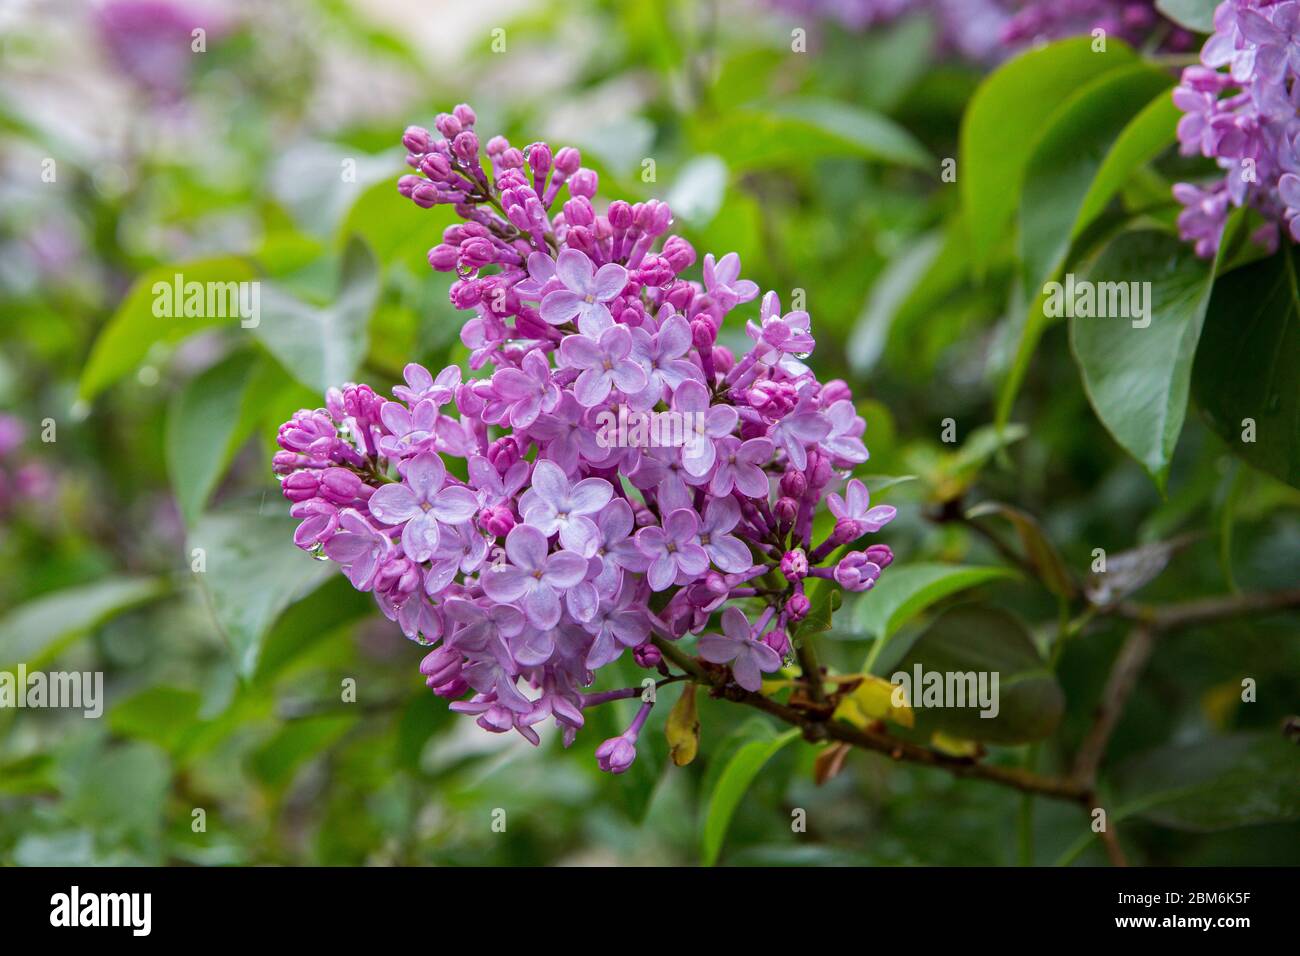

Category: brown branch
[1114, 588, 1300, 632]
[652, 636, 1091, 805]
[1072, 626, 1155, 790]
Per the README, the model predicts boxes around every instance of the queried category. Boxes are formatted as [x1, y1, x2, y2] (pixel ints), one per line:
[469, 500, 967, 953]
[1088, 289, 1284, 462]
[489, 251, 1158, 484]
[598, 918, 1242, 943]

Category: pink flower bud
[780, 469, 807, 499]
[478, 505, 515, 538]
[691, 318, 716, 349]
[633, 642, 661, 668]
[781, 548, 809, 580]
[786, 592, 811, 621]
[774, 496, 799, 523]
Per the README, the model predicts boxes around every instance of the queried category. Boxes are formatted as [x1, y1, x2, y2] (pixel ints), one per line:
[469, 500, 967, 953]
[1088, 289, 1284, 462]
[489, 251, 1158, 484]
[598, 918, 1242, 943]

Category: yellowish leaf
[833, 674, 914, 729]
[666, 684, 700, 766]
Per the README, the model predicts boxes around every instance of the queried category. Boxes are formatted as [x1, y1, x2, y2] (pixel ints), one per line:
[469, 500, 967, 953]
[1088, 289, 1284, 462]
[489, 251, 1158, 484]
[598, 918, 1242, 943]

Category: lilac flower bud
[553, 146, 581, 175]
[569, 168, 598, 198]
[633, 642, 661, 668]
[450, 279, 482, 309]
[820, 378, 852, 405]
[486, 135, 509, 157]
[781, 548, 808, 581]
[478, 504, 515, 538]
[807, 451, 833, 490]
[527, 142, 551, 177]
[713, 345, 735, 374]
[397, 174, 420, 197]
[452, 103, 476, 127]
[452, 131, 479, 165]
[595, 734, 637, 774]
[402, 126, 434, 154]
[865, 544, 894, 569]
[410, 181, 439, 208]
[662, 235, 695, 272]
[786, 592, 811, 622]
[832, 517, 862, 546]
[421, 152, 451, 179]
[320, 467, 369, 505]
[834, 552, 883, 592]
[636, 255, 675, 288]
[420, 646, 463, 688]
[459, 237, 495, 270]
[487, 436, 520, 473]
[563, 196, 594, 227]
[428, 243, 459, 271]
[281, 471, 321, 502]
[691, 318, 716, 349]
[773, 496, 798, 524]
[434, 112, 462, 139]
[499, 147, 525, 170]
[607, 201, 633, 231]
[779, 469, 806, 499]
[762, 628, 790, 657]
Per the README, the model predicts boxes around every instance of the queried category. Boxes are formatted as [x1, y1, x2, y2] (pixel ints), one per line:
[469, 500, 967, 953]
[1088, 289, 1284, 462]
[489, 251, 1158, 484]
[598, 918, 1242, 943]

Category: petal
[540, 290, 584, 326]
[367, 484, 419, 524]
[523, 585, 561, 630]
[737, 438, 774, 464]
[733, 462, 770, 499]
[529, 459, 569, 508]
[401, 513, 440, 562]
[558, 333, 603, 369]
[592, 262, 629, 300]
[568, 477, 613, 514]
[708, 534, 753, 573]
[721, 606, 751, 643]
[574, 367, 613, 406]
[730, 650, 762, 692]
[555, 248, 596, 293]
[480, 566, 532, 603]
[845, 479, 868, 517]
[697, 633, 739, 665]
[542, 550, 589, 588]
[647, 553, 677, 591]
[431, 486, 480, 524]
[505, 523, 549, 571]
[664, 507, 699, 542]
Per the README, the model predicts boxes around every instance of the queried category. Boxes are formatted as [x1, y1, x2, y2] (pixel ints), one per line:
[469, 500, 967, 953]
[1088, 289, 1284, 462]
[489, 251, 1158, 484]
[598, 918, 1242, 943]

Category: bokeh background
[1, 0, 1297, 866]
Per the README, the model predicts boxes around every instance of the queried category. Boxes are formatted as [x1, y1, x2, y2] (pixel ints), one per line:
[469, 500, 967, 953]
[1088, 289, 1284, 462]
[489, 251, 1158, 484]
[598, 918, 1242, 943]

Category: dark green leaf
[700, 726, 799, 866]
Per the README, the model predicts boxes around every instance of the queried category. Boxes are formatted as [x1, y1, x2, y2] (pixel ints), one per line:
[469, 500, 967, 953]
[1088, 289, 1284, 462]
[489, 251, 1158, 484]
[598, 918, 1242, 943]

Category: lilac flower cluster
[765, 0, 1194, 61]
[0, 415, 54, 519]
[273, 104, 895, 772]
[1173, 0, 1300, 257]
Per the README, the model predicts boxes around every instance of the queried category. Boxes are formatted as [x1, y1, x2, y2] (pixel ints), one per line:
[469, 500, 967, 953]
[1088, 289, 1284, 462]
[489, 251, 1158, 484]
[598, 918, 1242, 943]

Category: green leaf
[1192, 245, 1300, 488]
[1020, 65, 1172, 293]
[109, 686, 203, 754]
[79, 256, 258, 402]
[1155, 0, 1219, 33]
[64, 742, 171, 845]
[845, 561, 1019, 648]
[966, 501, 1075, 598]
[847, 228, 947, 375]
[1069, 232, 1220, 486]
[253, 237, 380, 393]
[166, 351, 260, 526]
[1073, 92, 1181, 241]
[0, 577, 167, 669]
[1114, 732, 1300, 831]
[961, 38, 1138, 270]
[696, 97, 932, 173]
[189, 508, 336, 678]
[796, 577, 842, 641]
[338, 174, 455, 276]
[250, 714, 357, 791]
[893, 605, 1065, 743]
[701, 727, 799, 866]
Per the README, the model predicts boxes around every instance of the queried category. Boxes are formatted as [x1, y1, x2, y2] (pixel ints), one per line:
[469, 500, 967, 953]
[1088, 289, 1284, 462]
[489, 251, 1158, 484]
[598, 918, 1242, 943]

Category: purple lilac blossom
[273, 104, 896, 771]
[1172, 0, 1300, 257]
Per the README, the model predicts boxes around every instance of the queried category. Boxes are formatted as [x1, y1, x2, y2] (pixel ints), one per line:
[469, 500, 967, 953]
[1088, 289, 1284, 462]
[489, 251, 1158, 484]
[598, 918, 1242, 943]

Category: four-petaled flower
[540, 249, 628, 332]
[367, 453, 479, 562]
[480, 524, 589, 628]
[519, 459, 613, 552]
[635, 508, 710, 591]
[697, 607, 782, 692]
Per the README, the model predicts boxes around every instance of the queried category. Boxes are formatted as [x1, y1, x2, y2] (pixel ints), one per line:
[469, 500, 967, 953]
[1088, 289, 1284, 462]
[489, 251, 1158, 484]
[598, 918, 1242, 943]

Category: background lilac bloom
[393, 363, 460, 406]
[636, 508, 710, 591]
[558, 323, 647, 405]
[321, 510, 392, 591]
[519, 459, 613, 551]
[540, 249, 628, 331]
[480, 524, 588, 628]
[819, 400, 870, 464]
[367, 453, 478, 562]
[697, 607, 782, 692]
